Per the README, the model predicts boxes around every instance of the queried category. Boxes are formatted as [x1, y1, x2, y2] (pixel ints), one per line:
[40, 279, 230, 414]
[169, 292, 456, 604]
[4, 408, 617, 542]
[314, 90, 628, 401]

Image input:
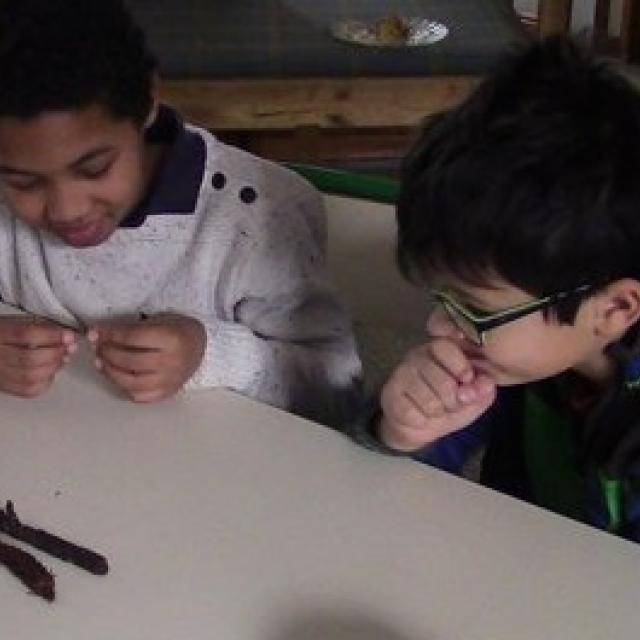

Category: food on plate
[374, 14, 410, 44]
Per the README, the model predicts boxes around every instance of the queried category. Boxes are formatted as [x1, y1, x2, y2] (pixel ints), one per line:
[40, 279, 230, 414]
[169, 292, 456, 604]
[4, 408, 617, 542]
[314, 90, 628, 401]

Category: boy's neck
[562, 352, 615, 416]
[572, 350, 615, 389]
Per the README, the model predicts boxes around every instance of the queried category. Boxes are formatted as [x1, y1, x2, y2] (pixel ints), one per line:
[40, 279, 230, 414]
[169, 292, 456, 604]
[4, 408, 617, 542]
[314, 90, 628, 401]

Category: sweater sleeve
[185, 187, 363, 428]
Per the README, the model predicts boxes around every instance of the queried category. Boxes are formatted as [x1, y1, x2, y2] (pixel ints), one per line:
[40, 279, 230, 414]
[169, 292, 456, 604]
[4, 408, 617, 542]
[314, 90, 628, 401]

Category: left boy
[0, 0, 361, 426]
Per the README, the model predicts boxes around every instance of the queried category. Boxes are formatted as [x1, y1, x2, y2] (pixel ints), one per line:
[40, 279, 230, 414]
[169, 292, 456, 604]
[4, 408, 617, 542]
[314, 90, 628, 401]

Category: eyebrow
[0, 146, 115, 177]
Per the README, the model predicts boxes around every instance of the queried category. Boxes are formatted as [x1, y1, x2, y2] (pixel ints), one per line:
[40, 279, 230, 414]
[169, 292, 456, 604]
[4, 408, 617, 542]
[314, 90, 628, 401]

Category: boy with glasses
[351, 37, 640, 540]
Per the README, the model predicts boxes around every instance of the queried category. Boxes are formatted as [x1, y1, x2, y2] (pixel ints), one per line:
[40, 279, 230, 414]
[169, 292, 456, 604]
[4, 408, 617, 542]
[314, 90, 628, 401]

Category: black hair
[0, 0, 157, 124]
[397, 36, 640, 323]
[397, 37, 640, 481]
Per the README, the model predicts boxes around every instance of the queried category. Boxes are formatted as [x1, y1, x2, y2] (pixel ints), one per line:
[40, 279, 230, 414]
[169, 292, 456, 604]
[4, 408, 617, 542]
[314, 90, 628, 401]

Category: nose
[44, 181, 91, 224]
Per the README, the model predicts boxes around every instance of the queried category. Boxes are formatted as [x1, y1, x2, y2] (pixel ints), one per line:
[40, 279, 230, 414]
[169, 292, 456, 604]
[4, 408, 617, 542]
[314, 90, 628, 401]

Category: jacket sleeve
[185, 186, 363, 428]
[348, 389, 499, 477]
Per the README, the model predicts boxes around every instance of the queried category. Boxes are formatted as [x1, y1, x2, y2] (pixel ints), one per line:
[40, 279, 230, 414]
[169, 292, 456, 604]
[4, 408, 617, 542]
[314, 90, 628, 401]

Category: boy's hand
[87, 313, 206, 403]
[0, 316, 76, 398]
[379, 311, 497, 452]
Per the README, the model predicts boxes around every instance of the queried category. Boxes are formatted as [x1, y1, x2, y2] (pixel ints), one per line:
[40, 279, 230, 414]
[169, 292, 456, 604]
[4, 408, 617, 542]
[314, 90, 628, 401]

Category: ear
[143, 73, 161, 129]
[591, 278, 640, 343]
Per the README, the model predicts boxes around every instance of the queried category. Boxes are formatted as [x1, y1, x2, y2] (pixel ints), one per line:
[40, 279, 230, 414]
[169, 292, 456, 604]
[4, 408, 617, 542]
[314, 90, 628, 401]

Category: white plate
[331, 16, 448, 48]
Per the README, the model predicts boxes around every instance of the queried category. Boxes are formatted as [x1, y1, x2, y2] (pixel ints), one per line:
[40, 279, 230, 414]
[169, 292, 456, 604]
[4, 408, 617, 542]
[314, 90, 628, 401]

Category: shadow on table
[266, 610, 424, 640]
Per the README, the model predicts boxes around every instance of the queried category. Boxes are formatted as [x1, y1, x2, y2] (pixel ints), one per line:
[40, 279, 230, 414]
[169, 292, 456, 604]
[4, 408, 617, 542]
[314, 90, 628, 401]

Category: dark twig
[0, 539, 55, 601]
[0, 501, 108, 575]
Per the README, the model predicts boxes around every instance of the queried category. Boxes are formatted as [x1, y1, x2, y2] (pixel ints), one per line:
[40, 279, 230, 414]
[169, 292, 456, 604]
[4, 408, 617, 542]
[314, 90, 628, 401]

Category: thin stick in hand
[0, 501, 108, 575]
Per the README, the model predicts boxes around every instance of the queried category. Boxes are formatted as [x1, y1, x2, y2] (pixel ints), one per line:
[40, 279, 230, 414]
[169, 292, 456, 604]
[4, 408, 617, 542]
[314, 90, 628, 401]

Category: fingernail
[458, 387, 476, 403]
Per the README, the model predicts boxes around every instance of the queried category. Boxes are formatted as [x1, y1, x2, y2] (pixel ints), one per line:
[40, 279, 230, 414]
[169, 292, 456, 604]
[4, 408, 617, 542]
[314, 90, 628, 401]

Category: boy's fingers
[0, 361, 53, 383]
[1, 320, 74, 349]
[0, 369, 57, 398]
[97, 344, 161, 374]
[99, 361, 162, 395]
[404, 385, 446, 418]
[14, 364, 58, 385]
[415, 359, 462, 411]
[384, 395, 432, 431]
[379, 412, 449, 452]
[383, 374, 444, 424]
[382, 366, 438, 418]
[401, 376, 447, 417]
[0, 343, 67, 368]
[427, 339, 474, 384]
[457, 372, 497, 404]
[469, 372, 497, 399]
[88, 324, 162, 351]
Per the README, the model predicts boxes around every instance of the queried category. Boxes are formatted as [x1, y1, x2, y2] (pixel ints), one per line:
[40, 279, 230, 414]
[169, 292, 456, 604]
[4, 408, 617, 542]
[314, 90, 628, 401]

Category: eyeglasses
[430, 284, 592, 346]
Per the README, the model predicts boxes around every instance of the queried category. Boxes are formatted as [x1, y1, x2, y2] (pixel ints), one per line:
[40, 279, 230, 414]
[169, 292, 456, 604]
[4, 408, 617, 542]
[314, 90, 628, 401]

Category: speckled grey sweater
[0, 109, 363, 426]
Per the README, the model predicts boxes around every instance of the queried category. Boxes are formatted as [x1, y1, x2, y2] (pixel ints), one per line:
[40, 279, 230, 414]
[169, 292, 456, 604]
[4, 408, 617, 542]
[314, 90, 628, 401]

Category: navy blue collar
[120, 105, 206, 228]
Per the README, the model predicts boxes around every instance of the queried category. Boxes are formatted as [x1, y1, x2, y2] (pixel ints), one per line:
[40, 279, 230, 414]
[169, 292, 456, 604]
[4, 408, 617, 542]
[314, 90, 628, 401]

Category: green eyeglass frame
[431, 284, 592, 346]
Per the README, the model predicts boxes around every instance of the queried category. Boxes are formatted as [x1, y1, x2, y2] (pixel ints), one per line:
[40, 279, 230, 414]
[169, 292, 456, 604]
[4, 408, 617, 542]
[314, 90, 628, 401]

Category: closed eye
[3, 176, 41, 192]
[77, 159, 113, 179]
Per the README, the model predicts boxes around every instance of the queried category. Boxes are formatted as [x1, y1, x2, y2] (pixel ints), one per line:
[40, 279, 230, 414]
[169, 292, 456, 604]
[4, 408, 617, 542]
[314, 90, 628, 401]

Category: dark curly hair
[0, 0, 157, 123]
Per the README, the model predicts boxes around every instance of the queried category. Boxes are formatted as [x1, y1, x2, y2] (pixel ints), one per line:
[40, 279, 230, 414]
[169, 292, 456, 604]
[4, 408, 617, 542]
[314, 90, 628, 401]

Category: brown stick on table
[0, 501, 108, 575]
[0, 539, 55, 601]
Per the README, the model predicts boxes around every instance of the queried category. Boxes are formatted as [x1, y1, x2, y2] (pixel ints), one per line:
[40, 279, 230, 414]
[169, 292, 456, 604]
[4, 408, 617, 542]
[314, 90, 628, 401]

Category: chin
[480, 363, 538, 386]
[493, 370, 561, 387]
[61, 232, 112, 248]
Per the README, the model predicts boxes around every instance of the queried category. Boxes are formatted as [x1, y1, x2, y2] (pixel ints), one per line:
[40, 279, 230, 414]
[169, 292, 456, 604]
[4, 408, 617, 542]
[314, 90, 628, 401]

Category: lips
[51, 218, 108, 247]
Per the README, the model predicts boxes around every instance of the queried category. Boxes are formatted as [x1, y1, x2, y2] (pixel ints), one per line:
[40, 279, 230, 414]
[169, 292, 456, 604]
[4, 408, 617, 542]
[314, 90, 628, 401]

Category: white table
[1, 347, 639, 640]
